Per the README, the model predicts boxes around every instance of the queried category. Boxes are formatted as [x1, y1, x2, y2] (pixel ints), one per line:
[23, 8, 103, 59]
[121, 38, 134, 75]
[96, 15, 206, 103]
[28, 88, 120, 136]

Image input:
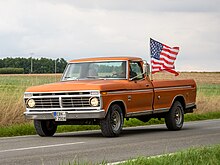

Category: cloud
[0, 0, 219, 71]
[45, 0, 220, 13]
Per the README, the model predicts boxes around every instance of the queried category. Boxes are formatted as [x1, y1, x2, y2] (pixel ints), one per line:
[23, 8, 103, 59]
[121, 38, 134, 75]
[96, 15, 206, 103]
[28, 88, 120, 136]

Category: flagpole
[150, 59, 153, 81]
[149, 38, 153, 81]
[150, 66, 153, 81]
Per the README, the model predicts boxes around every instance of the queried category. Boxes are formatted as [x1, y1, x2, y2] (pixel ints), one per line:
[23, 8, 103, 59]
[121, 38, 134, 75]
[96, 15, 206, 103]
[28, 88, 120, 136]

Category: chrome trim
[126, 110, 153, 117]
[126, 60, 129, 80]
[59, 97, 63, 108]
[25, 95, 96, 99]
[69, 59, 129, 63]
[106, 100, 127, 115]
[153, 108, 169, 113]
[62, 60, 129, 81]
[99, 95, 103, 109]
[24, 90, 101, 111]
[154, 85, 192, 91]
[24, 90, 100, 95]
[26, 107, 100, 111]
[106, 89, 153, 95]
[170, 94, 185, 108]
[24, 109, 106, 120]
[126, 108, 169, 117]
[61, 63, 69, 81]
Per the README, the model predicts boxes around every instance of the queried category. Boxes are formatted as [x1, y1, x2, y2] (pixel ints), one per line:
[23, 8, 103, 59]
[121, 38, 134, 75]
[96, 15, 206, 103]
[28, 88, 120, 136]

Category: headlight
[27, 99, 35, 108]
[90, 97, 99, 107]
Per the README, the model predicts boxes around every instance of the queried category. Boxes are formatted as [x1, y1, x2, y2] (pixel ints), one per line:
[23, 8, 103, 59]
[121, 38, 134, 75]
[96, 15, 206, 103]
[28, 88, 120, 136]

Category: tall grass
[121, 144, 220, 165]
[0, 72, 219, 127]
[0, 74, 61, 126]
[154, 72, 220, 114]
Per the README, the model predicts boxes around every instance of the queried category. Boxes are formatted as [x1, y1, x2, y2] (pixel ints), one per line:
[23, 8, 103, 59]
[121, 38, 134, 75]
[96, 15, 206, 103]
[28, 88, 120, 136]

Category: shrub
[0, 68, 24, 74]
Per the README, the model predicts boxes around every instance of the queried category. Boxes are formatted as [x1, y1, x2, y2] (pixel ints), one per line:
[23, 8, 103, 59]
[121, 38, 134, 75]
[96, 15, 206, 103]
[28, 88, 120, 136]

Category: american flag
[150, 38, 179, 76]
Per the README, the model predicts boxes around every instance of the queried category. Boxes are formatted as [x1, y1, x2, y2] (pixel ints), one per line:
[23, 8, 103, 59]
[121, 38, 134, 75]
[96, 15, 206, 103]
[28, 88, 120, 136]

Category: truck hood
[25, 80, 129, 93]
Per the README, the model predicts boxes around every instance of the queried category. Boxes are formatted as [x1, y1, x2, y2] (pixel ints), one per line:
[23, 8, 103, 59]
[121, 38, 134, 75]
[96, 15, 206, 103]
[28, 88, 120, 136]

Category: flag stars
[150, 38, 163, 60]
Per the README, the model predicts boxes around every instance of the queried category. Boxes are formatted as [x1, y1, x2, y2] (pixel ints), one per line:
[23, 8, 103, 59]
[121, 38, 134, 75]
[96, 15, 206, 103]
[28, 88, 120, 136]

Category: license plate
[53, 112, 67, 121]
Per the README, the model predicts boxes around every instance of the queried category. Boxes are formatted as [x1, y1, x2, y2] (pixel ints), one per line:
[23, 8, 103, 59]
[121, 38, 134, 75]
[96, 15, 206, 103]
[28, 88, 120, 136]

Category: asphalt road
[1, 119, 220, 165]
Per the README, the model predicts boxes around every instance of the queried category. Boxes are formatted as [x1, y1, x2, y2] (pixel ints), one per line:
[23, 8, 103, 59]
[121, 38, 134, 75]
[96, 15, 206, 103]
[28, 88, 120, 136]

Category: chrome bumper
[24, 110, 106, 120]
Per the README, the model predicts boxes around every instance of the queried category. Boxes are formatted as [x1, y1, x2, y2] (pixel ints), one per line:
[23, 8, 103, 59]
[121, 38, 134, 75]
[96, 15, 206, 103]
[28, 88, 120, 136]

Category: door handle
[128, 95, 132, 101]
[146, 84, 149, 87]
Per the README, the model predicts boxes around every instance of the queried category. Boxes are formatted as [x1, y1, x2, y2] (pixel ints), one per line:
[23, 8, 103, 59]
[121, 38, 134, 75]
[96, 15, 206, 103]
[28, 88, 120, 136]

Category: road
[0, 119, 220, 165]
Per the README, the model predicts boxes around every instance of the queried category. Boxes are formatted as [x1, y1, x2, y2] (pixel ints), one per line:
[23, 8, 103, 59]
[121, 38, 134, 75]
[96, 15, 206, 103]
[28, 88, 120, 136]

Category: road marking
[0, 142, 84, 153]
[0, 135, 38, 140]
[107, 153, 175, 165]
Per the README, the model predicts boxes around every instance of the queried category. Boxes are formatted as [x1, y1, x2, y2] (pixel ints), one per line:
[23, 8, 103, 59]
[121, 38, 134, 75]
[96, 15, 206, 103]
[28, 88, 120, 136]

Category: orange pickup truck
[24, 57, 196, 137]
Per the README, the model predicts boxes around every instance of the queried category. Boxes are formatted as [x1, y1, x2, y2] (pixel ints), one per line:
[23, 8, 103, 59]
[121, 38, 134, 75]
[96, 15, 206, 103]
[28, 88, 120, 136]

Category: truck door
[127, 61, 154, 113]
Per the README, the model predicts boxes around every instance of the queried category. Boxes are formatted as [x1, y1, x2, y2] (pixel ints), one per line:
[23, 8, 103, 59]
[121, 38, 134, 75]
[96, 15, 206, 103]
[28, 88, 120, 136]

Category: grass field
[0, 74, 61, 126]
[0, 72, 219, 127]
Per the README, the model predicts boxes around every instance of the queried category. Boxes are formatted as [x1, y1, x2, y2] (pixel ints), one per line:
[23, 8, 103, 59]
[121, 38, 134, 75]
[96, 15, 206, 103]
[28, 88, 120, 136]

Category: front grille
[62, 97, 91, 108]
[33, 98, 60, 108]
[25, 96, 100, 109]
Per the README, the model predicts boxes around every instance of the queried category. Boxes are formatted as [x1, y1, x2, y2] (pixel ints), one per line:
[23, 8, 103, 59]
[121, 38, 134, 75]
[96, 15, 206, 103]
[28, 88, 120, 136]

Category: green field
[0, 72, 219, 135]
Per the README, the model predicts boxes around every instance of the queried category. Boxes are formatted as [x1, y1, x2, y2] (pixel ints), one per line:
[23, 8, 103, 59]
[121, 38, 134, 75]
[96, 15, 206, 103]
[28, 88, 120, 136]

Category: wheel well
[173, 96, 186, 111]
[109, 101, 126, 117]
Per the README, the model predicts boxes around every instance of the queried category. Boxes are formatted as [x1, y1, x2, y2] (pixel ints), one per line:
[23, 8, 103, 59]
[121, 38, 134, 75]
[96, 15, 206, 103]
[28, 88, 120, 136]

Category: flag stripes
[150, 38, 179, 76]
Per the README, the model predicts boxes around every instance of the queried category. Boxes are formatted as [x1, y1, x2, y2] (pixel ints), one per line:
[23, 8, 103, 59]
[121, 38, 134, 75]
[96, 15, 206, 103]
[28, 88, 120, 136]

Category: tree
[0, 57, 67, 74]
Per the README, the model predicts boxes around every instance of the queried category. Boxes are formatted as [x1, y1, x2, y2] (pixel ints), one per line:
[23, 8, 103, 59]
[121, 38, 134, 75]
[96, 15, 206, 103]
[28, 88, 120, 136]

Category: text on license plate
[53, 112, 67, 121]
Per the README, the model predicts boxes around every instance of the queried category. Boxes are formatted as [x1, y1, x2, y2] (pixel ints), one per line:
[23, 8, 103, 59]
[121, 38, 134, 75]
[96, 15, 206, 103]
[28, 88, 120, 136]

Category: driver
[117, 62, 126, 78]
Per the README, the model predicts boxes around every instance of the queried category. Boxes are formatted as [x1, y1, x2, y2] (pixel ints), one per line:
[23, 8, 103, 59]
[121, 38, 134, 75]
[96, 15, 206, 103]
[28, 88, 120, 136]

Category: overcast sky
[0, 0, 219, 71]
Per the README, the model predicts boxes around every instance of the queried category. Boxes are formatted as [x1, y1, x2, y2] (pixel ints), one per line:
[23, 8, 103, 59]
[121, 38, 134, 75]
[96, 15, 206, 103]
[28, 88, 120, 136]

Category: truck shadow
[54, 126, 195, 138]
[121, 126, 193, 136]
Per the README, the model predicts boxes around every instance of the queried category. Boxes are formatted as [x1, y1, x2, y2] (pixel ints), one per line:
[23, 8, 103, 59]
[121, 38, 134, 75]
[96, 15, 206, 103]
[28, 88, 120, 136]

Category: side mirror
[143, 61, 150, 76]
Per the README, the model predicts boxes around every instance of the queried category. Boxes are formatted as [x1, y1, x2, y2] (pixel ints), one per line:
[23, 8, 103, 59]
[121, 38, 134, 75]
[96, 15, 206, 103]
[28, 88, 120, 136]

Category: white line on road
[0, 142, 84, 153]
[107, 153, 175, 165]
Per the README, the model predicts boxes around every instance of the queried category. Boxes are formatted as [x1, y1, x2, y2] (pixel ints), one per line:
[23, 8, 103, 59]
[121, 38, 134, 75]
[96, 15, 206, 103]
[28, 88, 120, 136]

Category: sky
[0, 0, 219, 71]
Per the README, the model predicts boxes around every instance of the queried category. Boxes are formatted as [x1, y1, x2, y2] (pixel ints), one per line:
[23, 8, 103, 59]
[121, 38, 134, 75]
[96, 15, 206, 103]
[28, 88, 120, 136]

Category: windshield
[62, 61, 127, 81]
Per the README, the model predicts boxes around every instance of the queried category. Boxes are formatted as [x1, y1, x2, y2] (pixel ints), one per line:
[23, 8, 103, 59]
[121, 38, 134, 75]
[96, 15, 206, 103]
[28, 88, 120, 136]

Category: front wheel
[100, 104, 124, 137]
[34, 120, 57, 137]
[165, 101, 184, 130]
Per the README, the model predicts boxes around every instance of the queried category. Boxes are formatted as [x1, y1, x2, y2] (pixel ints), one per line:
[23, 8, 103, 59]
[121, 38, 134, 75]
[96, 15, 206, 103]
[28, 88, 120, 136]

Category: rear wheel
[34, 120, 57, 137]
[165, 101, 184, 130]
[100, 104, 124, 137]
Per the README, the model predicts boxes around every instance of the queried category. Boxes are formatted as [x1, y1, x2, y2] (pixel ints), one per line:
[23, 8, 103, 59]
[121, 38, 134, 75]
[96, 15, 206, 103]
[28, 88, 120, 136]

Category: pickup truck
[24, 57, 196, 137]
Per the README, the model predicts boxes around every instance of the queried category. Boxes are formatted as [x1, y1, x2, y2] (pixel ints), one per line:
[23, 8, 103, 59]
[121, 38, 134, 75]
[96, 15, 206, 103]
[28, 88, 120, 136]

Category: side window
[130, 61, 144, 80]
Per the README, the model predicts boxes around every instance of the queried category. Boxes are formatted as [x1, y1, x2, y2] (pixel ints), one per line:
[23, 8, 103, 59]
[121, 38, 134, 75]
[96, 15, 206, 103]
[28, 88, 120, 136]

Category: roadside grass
[120, 144, 220, 165]
[1, 111, 220, 137]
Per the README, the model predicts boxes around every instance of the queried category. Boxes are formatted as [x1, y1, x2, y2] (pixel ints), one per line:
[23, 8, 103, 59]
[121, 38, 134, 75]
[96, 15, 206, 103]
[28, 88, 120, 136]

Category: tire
[165, 101, 184, 131]
[34, 120, 57, 137]
[100, 104, 124, 137]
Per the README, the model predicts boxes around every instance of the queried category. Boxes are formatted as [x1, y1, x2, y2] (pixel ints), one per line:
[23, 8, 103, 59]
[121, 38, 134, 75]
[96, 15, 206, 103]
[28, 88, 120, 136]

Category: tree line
[0, 57, 67, 74]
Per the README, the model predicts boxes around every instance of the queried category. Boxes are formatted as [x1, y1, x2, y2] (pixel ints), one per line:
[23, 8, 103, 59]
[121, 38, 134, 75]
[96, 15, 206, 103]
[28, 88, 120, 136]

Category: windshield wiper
[86, 76, 98, 79]
[64, 77, 79, 80]
[86, 76, 106, 80]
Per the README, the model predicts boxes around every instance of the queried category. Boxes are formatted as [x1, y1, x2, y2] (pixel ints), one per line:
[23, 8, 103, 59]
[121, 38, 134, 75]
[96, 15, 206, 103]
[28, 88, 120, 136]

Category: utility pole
[30, 53, 34, 74]
[54, 59, 57, 74]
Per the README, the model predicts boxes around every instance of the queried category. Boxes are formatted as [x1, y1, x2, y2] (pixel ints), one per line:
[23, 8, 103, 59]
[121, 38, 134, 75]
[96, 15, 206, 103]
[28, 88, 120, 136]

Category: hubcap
[111, 110, 121, 131]
[175, 107, 182, 125]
